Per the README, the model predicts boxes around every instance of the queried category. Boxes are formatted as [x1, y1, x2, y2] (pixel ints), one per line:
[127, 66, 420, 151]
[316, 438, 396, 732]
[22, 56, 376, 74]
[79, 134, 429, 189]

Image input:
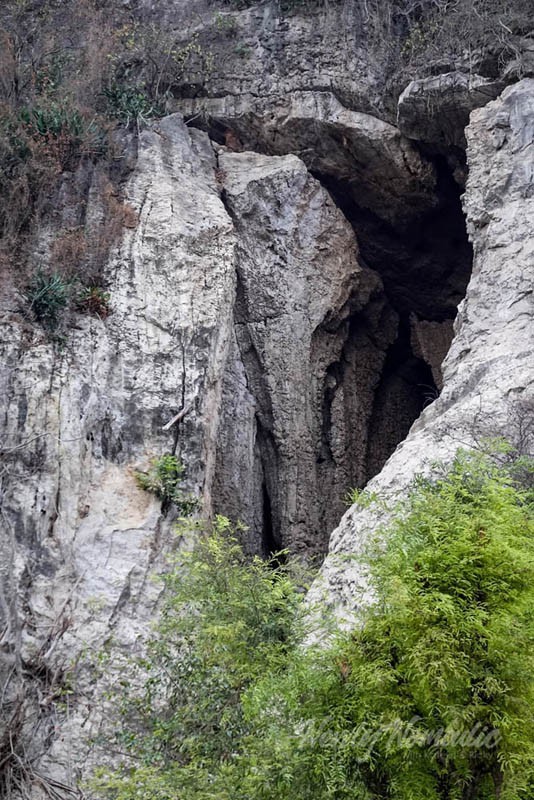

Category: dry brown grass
[364, 0, 534, 86]
[50, 228, 88, 278]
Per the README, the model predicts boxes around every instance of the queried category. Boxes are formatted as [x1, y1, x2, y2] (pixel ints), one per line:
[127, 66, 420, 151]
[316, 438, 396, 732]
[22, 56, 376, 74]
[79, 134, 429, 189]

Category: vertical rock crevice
[212, 133, 473, 560]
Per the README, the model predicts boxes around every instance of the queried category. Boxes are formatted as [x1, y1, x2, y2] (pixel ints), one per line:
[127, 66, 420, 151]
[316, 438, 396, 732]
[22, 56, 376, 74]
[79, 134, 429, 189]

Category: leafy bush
[96, 450, 534, 800]
[103, 84, 163, 125]
[135, 454, 199, 514]
[24, 269, 70, 330]
[19, 104, 105, 168]
[242, 452, 534, 800]
[21, 105, 85, 140]
[0, 101, 105, 246]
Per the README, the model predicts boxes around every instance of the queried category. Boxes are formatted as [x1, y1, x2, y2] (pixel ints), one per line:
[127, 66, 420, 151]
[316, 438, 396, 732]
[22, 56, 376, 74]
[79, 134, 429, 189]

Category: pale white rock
[0, 114, 237, 784]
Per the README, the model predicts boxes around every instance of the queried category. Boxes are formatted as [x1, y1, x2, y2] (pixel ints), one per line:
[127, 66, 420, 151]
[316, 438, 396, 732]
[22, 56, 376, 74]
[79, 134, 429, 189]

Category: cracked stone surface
[213, 149, 388, 556]
[181, 90, 437, 229]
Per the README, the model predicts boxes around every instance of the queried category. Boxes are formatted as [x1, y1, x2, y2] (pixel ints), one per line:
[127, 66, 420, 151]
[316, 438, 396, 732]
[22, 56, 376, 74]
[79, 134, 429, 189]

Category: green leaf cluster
[103, 84, 163, 125]
[24, 269, 70, 330]
[135, 454, 199, 514]
[97, 451, 534, 800]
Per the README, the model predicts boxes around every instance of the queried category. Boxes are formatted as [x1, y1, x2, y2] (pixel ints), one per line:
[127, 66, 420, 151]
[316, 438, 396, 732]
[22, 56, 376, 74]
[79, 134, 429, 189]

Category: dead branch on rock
[162, 399, 195, 431]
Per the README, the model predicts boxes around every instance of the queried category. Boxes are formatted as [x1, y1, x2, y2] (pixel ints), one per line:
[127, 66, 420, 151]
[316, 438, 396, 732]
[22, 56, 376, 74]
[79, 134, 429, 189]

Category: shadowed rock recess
[210, 113, 472, 559]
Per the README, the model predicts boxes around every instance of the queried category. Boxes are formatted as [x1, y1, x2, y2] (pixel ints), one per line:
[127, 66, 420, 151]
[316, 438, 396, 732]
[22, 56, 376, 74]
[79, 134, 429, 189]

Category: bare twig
[162, 399, 195, 432]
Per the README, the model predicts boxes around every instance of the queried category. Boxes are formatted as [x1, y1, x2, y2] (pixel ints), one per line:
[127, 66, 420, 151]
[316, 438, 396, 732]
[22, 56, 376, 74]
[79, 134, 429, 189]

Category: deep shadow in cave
[319, 151, 473, 485]
[261, 482, 279, 558]
[365, 319, 438, 479]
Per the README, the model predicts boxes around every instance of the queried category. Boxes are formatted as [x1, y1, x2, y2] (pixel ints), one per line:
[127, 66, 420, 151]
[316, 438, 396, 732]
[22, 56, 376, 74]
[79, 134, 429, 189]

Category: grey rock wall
[213, 149, 380, 555]
[0, 114, 237, 784]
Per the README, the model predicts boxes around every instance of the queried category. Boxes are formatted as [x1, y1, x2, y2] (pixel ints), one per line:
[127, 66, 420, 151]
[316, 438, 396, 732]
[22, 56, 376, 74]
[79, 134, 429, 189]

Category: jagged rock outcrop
[142, 0, 387, 113]
[309, 78, 534, 624]
[397, 72, 503, 148]
[181, 91, 437, 228]
[213, 150, 389, 555]
[1, 110, 415, 782]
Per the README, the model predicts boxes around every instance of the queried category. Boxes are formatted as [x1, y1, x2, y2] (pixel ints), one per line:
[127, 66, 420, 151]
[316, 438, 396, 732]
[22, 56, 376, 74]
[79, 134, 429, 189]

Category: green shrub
[135, 454, 198, 514]
[24, 269, 70, 330]
[242, 452, 534, 800]
[19, 104, 105, 161]
[103, 84, 163, 125]
[20, 106, 84, 139]
[95, 451, 534, 799]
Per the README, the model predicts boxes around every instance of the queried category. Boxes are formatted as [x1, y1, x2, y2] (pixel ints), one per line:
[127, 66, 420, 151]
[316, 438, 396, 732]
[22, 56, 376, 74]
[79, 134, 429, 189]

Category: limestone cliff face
[213, 151, 368, 556]
[1, 1, 534, 790]
[0, 114, 238, 781]
[0, 109, 401, 784]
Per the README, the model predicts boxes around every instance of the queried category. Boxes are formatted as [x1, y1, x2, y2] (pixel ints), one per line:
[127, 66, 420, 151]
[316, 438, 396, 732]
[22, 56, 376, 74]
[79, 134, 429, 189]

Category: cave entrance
[319, 151, 472, 489]
[210, 129, 473, 560]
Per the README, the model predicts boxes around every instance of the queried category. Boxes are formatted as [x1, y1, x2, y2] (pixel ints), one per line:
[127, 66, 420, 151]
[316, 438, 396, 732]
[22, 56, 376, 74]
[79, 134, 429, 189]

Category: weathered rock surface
[309, 78, 534, 624]
[211, 146, 454, 558]
[397, 71, 503, 148]
[1, 114, 416, 784]
[213, 150, 389, 556]
[181, 91, 437, 229]
[142, 0, 387, 113]
[0, 113, 237, 783]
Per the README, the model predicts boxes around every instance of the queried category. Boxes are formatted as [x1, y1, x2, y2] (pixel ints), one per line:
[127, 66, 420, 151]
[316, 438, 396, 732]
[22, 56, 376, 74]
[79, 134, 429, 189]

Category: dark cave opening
[320, 152, 472, 322]
[365, 318, 438, 479]
[318, 150, 472, 488]
[211, 130, 474, 559]
[261, 481, 279, 558]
